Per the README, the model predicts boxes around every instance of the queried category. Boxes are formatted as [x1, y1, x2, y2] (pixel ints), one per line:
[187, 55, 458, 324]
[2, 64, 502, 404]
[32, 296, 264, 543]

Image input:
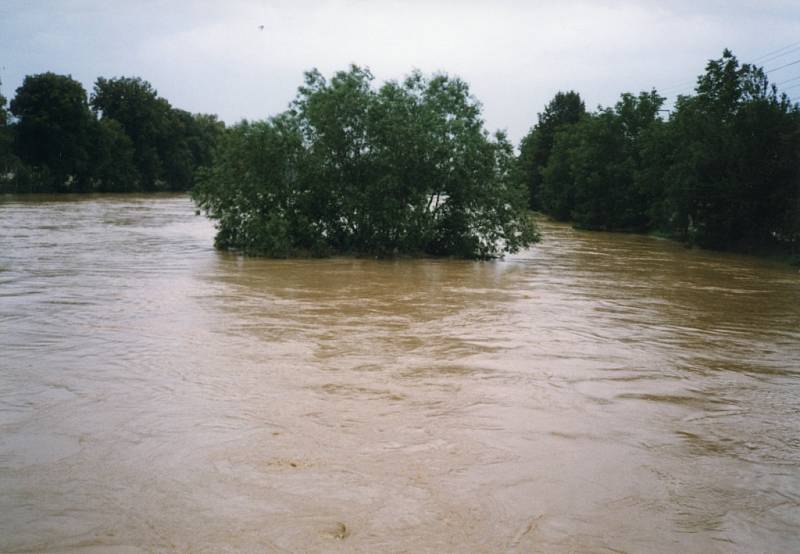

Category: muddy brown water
[1, 194, 799, 553]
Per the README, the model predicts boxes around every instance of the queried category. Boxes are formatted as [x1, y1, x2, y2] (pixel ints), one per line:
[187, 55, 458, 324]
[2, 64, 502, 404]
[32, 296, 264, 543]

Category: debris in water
[333, 522, 348, 540]
[321, 522, 349, 540]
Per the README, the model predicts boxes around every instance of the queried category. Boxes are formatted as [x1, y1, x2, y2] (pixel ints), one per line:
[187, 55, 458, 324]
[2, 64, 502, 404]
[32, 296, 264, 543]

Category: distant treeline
[0, 73, 223, 193]
[518, 50, 800, 256]
[3, 49, 798, 258]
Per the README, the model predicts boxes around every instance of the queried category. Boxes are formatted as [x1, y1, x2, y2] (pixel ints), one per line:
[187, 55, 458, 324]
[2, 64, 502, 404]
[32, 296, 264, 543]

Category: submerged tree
[193, 66, 538, 259]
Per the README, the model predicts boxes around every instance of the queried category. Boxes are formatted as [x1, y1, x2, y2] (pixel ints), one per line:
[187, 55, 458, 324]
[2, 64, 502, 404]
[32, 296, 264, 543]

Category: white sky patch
[2, 0, 799, 143]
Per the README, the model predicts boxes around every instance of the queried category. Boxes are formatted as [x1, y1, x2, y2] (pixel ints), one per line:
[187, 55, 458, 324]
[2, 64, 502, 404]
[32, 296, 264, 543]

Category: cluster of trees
[193, 66, 538, 259]
[519, 50, 800, 255]
[5, 50, 797, 259]
[0, 73, 223, 193]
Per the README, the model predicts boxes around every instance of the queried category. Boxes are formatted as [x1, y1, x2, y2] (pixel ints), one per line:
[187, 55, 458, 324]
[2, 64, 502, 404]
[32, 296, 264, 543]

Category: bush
[193, 67, 538, 259]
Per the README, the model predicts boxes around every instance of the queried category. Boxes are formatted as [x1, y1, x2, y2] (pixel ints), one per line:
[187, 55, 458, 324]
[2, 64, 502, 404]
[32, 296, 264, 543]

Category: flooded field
[1, 194, 799, 553]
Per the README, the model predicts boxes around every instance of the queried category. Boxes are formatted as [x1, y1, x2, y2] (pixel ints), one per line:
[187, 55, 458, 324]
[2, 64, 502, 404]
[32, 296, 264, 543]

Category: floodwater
[1, 194, 799, 553]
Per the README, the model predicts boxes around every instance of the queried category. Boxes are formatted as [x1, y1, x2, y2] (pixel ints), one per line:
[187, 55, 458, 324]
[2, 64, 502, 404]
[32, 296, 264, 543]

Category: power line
[750, 41, 800, 64]
[755, 46, 800, 66]
[655, 40, 800, 96]
[777, 75, 800, 85]
[754, 49, 800, 67]
[658, 79, 696, 93]
[766, 58, 800, 73]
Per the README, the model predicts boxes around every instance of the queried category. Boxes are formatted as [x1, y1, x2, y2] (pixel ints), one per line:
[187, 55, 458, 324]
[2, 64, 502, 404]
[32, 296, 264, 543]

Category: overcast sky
[2, 0, 799, 143]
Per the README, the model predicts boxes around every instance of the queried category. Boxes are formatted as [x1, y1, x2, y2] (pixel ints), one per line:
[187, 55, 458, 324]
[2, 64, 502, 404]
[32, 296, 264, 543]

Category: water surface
[1, 194, 799, 552]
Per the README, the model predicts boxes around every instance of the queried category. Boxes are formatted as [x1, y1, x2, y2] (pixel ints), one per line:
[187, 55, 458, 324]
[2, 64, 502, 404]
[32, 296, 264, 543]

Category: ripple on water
[1, 198, 799, 552]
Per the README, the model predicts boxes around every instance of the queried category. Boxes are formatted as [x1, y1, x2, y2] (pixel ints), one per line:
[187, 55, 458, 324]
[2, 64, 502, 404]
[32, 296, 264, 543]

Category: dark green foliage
[87, 118, 138, 192]
[0, 72, 222, 193]
[0, 85, 8, 126]
[91, 77, 223, 191]
[518, 91, 585, 210]
[10, 73, 94, 191]
[182, 113, 225, 174]
[542, 91, 664, 230]
[193, 66, 538, 259]
[531, 50, 800, 257]
[0, 84, 17, 182]
[194, 115, 309, 256]
[657, 51, 800, 251]
[90, 77, 167, 190]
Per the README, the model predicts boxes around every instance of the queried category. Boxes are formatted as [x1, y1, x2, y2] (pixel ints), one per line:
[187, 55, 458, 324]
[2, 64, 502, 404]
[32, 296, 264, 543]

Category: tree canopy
[530, 50, 800, 257]
[193, 66, 538, 259]
[0, 85, 8, 126]
[518, 91, 585, 210]
[4, 50, 798, 261]
[541, 90, 664, 230]
[0, 82, 16, 178]
[0, 72, 223, 193]
[10, 73, 94, 191]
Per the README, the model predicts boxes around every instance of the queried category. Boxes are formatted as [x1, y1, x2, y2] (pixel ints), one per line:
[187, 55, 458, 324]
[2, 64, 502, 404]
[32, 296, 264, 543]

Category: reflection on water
[1, 194, 799, 552]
